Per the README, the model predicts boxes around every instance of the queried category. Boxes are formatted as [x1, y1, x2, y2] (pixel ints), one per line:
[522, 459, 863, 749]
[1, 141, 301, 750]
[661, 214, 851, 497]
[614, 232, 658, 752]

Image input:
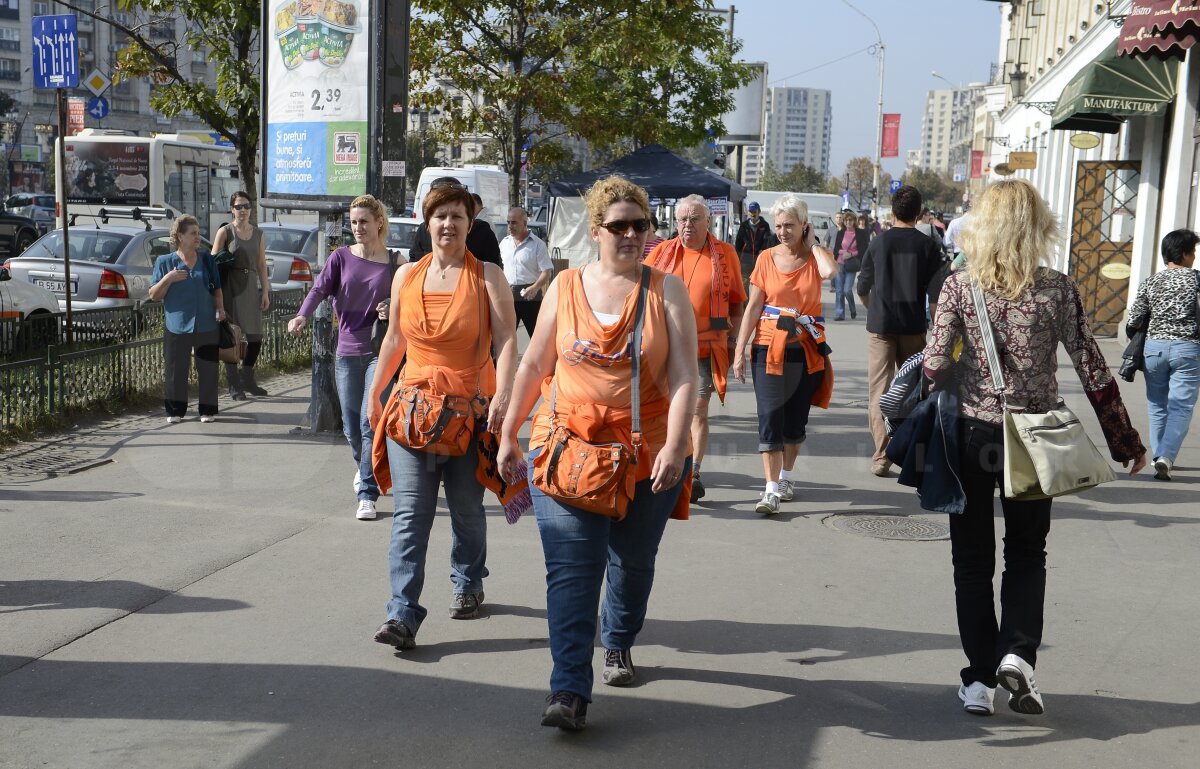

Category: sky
[727, 0, 1005, 179]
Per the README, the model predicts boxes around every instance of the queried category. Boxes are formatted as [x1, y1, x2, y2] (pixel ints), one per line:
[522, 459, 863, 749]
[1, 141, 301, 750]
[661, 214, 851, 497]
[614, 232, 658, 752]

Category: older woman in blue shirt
[149, 214, 226, 423]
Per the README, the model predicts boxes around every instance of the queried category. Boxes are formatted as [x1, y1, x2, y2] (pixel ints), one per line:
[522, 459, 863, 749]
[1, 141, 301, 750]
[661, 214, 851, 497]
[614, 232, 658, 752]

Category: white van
[413, 166, 510, 229]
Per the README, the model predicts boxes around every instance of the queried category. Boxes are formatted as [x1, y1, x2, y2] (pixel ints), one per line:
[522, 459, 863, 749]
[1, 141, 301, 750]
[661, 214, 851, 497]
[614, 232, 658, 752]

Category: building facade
[745, 86, 832, 187]
[920, 84, 986, 177]
[1, 2, 211, 196]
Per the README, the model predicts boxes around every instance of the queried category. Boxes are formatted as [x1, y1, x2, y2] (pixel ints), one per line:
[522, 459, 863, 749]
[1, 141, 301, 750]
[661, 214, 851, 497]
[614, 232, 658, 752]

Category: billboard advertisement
[719, 62, 767, 146]
[263, 0, 370, 199]
[62, 140, 150, 205]
[881, 113, 901, 158]
[8, 161, 47, 194]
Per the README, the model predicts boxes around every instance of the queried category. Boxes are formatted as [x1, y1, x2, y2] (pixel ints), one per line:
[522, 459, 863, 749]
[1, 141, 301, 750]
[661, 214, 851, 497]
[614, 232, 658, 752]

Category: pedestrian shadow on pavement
[0, 579, 250, 616]
[685, 474, 929, 520]
[0, 489, 143, 503]
[1, 658, 1197, 766]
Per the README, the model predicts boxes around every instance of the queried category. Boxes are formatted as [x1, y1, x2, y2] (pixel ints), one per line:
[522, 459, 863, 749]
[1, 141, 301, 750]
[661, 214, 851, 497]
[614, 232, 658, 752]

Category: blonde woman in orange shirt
[733, 195, 838, 514]
[498, 176, 698, 732]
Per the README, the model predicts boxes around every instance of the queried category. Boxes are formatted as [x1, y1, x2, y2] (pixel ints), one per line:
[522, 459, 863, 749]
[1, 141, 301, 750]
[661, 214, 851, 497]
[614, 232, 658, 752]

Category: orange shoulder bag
[532, 266, 649, 517]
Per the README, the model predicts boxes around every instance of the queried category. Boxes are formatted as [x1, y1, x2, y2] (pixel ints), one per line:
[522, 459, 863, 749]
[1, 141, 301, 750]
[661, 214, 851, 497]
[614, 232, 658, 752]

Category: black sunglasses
[232, 204, 251, 211]
[599, 218, 651, 236]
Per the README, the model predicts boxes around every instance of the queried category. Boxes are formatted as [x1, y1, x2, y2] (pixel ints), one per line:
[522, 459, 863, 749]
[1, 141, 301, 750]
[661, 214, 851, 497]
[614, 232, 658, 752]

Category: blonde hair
[350, 194, 389, 239]
[770, 194, 809, 226]
[169, 215, 199, 249]
[583, 175, 650, 227]
[960, 179, 1060, 300]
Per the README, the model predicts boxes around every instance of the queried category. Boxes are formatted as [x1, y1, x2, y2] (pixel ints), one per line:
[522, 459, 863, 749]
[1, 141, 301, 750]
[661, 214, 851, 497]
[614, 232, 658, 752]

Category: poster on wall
[62, 141, 150, 205]
[263, 0, 369, 200]
[8, 161, 47, 194]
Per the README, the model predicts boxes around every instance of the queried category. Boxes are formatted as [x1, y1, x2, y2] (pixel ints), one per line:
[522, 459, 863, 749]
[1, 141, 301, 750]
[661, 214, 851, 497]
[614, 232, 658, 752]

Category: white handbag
[970, 283, 1116, 501]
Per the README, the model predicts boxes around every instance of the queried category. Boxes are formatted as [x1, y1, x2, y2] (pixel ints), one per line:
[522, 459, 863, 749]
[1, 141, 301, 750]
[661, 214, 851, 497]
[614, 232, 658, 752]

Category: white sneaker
[199, 415, 216, 423]
[356, 499, 377, 521]
[352, 469, 363, 494]
[166, 416, 182, 424]
[1153, 456, 1173, 480]
[958, 681, 995, 716]
[778, 479, 795, 501]
[996, 653, 1044, 715]
[755, 491, 780, 515]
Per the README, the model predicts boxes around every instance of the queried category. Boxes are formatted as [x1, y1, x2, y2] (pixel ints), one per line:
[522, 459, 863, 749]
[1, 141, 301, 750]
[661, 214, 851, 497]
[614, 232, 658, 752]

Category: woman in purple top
[289, 194, 395, 521]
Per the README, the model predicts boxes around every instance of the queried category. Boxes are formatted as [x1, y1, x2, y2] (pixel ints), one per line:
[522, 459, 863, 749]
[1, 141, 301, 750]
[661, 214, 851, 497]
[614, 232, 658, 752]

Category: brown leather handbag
[391, 263, 488, 456]
[532, 267, 649, 518]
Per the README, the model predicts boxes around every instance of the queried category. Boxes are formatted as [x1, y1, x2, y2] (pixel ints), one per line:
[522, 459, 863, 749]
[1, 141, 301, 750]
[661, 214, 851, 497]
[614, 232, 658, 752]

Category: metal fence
[1, 289, 312, 435]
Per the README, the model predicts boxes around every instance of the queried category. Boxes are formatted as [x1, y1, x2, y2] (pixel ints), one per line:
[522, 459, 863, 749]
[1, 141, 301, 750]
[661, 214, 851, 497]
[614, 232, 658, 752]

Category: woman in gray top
[212, 191, 270, 399]
[1126, 228, 1200, 480]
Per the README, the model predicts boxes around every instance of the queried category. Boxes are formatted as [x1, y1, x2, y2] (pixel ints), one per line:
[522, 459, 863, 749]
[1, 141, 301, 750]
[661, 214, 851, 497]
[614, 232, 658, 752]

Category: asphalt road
[2, 306, 1198, 769]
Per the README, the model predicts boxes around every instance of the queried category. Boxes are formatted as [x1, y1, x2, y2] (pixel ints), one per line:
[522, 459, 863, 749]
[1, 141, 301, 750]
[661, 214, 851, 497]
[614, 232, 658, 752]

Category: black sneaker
[373, 619, 415, 650]
[541, 691, 588, 731]
[690, 473, 705, 503]
[602, 647, 635, 687]
[449, 591, 484, 619]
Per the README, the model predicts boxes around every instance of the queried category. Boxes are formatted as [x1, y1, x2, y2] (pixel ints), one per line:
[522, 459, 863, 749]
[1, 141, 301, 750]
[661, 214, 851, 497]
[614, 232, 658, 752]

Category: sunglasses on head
[232, 204, 251, 211]
[598, 218, 651, 236]
[431, 180, 468, 191]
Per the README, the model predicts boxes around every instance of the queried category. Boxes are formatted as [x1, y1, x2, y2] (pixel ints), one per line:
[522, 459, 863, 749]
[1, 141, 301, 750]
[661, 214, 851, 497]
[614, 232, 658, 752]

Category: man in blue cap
[734, 201, 776, 288]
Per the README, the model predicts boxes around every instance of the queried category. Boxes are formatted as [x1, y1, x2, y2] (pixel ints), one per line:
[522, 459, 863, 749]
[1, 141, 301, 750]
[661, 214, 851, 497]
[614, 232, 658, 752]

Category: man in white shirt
[500, 206, 553, 336]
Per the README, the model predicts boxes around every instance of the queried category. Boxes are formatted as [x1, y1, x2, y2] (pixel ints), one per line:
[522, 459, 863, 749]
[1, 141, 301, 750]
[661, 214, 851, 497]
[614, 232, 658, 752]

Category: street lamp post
[841, 0, 884, 219]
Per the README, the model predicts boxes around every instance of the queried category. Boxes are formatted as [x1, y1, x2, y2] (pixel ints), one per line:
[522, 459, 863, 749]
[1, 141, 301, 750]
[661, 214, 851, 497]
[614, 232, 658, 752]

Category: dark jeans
[750, 344, 823, 452]
[950, 417, 1052, 687]
[511, 285, 541, 337]
[163, 328, 219, 417]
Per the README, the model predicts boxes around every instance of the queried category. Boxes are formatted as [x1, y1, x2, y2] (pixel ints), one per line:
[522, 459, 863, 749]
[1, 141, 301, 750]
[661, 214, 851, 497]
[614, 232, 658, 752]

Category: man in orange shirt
[647, 194, 746, 502]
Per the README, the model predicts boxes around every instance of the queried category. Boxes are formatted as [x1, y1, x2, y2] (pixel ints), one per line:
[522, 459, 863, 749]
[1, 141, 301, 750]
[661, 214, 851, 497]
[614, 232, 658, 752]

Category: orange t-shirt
[646, 238, 746, 357]
[399, 253, 496, 397]
[750, 248, 824, 349]
[530, 267, 678, 470]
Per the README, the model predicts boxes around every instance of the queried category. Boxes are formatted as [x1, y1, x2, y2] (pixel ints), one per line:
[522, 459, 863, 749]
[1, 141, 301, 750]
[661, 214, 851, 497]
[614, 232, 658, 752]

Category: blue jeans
[1143, 338, 1200, 464]
[334, 353, 380, 501]
[531, 450, 690, 701]
[385, 437, 488, 634]
[832, 267, 857, 319]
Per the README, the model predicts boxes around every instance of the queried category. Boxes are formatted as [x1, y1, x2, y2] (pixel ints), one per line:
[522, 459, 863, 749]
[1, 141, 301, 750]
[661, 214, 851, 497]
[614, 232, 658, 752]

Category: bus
[56, 130, 241, 239]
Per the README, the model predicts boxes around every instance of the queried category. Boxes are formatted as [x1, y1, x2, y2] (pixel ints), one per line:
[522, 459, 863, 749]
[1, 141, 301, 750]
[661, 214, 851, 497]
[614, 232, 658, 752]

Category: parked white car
[0, 264, 59, 354]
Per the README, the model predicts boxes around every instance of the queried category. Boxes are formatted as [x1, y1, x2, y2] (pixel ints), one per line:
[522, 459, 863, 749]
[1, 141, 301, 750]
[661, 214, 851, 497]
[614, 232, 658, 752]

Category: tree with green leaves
[57, 0, 260, 210]
[409, 0, 753, 206]
[901, 167, 966, 213]
[405, 132, 442, 198]
[757, 160, 828, 193]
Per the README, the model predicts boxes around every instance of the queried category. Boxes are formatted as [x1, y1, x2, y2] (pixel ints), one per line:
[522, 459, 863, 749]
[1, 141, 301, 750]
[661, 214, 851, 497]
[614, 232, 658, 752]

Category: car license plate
[34, 278, 77, 294]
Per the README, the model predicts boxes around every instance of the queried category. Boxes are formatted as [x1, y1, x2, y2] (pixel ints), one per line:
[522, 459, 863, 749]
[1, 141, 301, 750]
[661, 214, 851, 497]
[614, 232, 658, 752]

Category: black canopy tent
[548, 144, 747, 202]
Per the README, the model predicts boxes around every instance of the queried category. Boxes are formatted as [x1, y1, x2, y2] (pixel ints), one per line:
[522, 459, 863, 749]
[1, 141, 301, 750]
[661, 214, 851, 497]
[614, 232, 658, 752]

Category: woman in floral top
[922, 179, 1146, 718]
[1125, 229, 1200, 481]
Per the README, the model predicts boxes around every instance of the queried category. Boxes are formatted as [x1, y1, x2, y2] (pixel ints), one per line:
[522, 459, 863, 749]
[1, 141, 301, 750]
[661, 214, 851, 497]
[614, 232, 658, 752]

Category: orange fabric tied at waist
[759, 307, 834, 409]
[402, 363, 476, 399]
[708, 342, 731, 404]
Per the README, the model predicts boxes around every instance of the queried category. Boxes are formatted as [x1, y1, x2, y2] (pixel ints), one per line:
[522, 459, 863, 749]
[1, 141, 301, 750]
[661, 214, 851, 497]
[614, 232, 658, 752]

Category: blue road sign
[86, 96, 109, 120]
[32, 15, 79, 89]
[889, 179, 903, 194]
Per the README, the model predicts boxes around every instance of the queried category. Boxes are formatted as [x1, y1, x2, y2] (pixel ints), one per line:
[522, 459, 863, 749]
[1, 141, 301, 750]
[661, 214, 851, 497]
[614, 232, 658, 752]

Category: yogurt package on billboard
[318, 0, 360, 67]
[274, 3, 304, 70]
[296, 0, 325, 60]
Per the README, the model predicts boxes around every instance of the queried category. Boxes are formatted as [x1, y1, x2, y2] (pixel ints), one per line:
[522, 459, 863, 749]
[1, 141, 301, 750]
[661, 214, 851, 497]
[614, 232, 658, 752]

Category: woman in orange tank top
[498, 176, 698, 732]
[365, 182, 517, 651]
[732, 194, 837, 516]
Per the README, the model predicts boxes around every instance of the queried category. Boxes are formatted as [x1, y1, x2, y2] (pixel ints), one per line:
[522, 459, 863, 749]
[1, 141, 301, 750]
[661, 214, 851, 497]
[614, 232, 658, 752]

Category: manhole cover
[823, 513, 950, 541]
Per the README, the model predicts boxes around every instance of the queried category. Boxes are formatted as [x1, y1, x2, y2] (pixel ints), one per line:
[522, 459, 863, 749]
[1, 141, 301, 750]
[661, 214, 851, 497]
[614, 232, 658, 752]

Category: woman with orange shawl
[498, 176, 698, 732]
[366, 182, 517, 651]
[733, 194, 837, 515]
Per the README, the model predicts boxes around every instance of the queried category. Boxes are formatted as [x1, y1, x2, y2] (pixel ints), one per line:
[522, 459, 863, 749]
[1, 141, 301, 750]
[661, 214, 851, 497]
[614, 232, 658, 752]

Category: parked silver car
[5, 193, 56, 234]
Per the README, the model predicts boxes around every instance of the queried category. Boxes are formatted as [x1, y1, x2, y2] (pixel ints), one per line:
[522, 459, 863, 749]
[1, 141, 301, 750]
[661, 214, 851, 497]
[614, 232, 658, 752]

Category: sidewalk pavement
[2, 297, 1199, 769]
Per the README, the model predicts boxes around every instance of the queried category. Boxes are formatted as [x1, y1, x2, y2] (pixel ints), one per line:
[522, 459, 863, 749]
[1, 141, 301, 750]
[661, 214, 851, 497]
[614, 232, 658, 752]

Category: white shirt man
[500, 206, 553, 336]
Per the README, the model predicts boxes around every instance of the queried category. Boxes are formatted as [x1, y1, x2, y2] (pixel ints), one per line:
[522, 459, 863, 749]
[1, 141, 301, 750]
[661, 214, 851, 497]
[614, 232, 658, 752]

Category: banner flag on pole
[881, 113, 901, 158]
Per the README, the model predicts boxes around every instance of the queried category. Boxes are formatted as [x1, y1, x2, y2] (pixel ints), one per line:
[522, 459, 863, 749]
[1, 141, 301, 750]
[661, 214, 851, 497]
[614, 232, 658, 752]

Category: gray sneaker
[449, 591, 484, 619]
[996, 653, 1044, 715]
[778, 479, 795, 501]
[755, 491, 780, 515]
[1153, 457, 1173, 480]
[602, 648, 635, 687]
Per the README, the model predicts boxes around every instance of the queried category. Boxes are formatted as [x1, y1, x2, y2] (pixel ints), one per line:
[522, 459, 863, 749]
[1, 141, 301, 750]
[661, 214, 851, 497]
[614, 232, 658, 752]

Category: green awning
[1052, 42, 1177, 134]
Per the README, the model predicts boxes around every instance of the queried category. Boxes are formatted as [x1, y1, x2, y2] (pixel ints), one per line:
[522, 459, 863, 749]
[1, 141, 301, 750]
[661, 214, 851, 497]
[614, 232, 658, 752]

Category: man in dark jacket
[408, 181, 503, 266]
[856, 185, 945, 477]
[734, 201, 775, 286]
